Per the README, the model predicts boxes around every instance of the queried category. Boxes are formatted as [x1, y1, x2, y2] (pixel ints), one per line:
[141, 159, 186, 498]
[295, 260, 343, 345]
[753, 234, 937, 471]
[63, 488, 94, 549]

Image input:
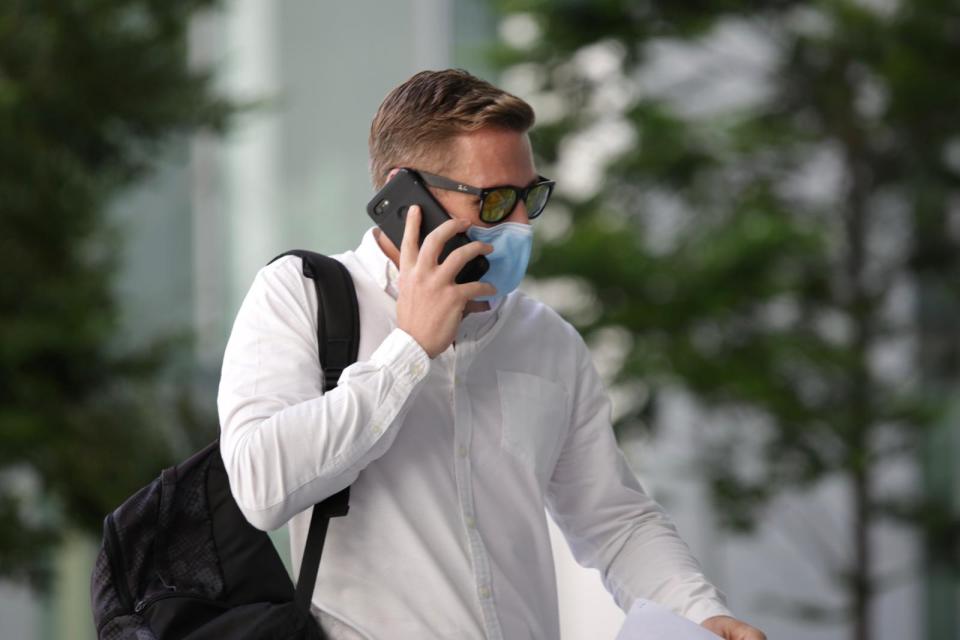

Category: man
[218, 69, 765, 640]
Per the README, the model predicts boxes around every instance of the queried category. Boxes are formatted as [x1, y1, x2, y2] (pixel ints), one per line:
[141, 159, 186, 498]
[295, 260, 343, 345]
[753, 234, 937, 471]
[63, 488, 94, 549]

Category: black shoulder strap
[267, 249, 359, 614]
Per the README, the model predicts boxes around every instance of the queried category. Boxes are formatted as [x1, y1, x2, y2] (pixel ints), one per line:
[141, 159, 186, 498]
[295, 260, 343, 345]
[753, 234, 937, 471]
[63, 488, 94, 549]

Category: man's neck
[463, 300, 491, 316]
[374, 227, 491, 316]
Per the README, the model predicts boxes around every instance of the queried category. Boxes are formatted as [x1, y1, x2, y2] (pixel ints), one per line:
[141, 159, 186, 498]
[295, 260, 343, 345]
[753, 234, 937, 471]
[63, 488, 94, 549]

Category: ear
[385, 167, 401, 183]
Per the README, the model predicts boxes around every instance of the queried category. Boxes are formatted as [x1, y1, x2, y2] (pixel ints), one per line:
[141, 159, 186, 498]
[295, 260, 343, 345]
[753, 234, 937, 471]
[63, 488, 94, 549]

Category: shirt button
[457, 446, 468, 458]
[478, 586, 491, 599]
[408, 362, 423, 377]
[372, 424, 383, 436]
[465, 515, 476, 528]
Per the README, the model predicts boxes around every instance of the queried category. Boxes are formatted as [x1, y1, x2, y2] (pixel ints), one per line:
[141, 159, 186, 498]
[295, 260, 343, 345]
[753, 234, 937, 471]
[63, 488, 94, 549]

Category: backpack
[90, 251, 359, 640]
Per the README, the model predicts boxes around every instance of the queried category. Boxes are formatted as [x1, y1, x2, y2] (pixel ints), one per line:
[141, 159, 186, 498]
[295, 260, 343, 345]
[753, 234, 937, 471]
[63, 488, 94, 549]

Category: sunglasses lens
[481, 189, 517, 223]
[525, 184, 551, 218]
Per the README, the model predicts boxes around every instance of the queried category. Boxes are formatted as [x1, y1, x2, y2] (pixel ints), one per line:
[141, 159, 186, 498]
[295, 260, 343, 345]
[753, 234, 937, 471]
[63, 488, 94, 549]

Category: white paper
[615, 599, 722, 640]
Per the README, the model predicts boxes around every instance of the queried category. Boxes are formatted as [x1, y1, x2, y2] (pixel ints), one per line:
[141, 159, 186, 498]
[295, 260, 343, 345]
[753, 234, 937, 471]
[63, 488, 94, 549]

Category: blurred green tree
[0, 1, 234, 587]
[492, 1, 960, 639]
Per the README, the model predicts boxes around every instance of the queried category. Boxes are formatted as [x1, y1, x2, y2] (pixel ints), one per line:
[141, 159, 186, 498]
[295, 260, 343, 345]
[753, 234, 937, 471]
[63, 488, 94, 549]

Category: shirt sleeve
[545, 334, 732, 625]
[217, 255, 430, 531]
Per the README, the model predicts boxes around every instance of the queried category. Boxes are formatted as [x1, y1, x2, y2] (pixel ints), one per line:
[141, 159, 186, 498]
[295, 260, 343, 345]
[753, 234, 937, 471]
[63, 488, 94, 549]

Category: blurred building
[0, 1, 953, 639]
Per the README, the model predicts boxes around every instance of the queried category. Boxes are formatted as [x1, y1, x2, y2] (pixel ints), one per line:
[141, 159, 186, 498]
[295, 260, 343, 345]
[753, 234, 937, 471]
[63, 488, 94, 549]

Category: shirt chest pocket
[497, 370, 570, 485]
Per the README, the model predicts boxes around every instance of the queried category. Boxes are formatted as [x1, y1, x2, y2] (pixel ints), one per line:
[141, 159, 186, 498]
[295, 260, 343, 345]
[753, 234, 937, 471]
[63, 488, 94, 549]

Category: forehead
[446, 127, 537, 187]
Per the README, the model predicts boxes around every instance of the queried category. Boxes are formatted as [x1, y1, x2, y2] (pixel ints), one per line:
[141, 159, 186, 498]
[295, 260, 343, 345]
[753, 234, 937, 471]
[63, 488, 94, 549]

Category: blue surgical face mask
[466, 222, 533, 302]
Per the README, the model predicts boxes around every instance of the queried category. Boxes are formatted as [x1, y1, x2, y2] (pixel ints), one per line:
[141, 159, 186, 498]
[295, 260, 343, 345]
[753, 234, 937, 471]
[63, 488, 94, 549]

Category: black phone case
[366, 169, 489, 284]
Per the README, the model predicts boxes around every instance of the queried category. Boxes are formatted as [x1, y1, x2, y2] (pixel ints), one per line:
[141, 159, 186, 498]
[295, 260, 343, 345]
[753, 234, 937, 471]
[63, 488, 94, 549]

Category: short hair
[368, 69, 535, 189]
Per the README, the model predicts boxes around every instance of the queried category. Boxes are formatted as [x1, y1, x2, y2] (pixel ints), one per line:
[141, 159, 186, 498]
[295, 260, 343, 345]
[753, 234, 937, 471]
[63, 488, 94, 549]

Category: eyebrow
[480, 176, 540, 190]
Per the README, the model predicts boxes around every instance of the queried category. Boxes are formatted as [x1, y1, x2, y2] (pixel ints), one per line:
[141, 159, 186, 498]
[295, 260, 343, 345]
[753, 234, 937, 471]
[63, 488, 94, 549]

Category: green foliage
[0, 0, 234, 587]
[492, 0, 960, 633]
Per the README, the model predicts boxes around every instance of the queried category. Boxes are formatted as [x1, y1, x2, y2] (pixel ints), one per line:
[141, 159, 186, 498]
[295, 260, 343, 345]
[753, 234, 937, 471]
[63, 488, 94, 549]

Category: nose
[508, 197, 530, 225]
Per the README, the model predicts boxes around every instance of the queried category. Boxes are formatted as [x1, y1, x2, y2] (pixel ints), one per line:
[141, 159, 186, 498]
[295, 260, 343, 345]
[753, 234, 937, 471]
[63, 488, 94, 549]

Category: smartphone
[366, 168, 489, 284]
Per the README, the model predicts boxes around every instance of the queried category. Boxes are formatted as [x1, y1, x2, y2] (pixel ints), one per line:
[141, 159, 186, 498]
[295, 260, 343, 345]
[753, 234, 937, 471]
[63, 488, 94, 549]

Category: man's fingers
[400, 205, 421, 271]
[702, 616, 766, 640]
[438, 240, 493, 280]
[420, 218, 470, 266]
[458, 281, 497, 301]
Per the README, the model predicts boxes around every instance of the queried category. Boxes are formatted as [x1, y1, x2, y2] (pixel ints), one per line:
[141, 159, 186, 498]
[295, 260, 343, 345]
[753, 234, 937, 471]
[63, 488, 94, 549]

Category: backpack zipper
[134, 590, 227, 614]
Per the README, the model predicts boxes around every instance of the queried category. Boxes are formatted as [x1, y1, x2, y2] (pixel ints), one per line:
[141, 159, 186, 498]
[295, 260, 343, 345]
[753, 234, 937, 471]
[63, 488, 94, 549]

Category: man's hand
[396, 206, 496, 358]
[701, 615, 766, 640]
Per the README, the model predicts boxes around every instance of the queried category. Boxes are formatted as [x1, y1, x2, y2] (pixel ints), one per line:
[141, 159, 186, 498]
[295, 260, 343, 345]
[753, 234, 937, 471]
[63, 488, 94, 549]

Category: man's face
[423, 126, 538, 228]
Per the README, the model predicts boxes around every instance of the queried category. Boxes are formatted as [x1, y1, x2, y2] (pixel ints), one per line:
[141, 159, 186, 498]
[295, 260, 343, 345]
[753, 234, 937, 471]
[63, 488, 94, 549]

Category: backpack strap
[267, 249, 360, 614]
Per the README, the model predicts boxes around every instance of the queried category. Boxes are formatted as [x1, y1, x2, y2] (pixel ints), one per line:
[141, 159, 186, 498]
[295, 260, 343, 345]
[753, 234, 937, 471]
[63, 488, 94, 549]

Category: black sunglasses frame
[415, 170, 555, 223]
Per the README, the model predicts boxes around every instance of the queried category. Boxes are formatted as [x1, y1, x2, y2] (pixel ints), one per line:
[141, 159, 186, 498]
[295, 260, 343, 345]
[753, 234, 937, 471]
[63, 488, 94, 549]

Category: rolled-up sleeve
[217, 255, 429, 531]
[545, 335, 732, 624]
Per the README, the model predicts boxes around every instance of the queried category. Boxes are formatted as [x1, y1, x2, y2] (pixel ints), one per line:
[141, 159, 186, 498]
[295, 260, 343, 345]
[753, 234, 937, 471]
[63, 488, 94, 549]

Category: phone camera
[374, 199, 390, 216]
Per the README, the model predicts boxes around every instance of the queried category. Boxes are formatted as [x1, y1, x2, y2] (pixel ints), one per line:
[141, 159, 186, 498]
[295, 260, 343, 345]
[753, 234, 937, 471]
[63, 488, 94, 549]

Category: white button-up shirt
[218, 227, 731, 639]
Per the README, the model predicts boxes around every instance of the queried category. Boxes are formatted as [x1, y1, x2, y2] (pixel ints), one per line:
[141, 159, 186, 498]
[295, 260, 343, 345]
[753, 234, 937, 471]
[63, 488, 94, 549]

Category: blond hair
[368, 69, 535, 189]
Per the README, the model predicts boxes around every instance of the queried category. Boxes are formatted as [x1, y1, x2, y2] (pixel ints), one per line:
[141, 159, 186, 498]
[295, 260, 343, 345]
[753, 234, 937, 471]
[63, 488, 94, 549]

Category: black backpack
[91, 251, 359, 640]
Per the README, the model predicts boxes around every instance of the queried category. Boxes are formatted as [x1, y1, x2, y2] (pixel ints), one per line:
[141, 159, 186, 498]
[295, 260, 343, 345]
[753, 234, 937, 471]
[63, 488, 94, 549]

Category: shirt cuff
[368, 327, 431, 386]
[685, 599, 735, 626]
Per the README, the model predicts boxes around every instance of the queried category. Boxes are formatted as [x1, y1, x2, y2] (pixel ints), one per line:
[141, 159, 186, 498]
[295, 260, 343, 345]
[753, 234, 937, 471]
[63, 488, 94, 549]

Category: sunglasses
[417, 170, 555, 224]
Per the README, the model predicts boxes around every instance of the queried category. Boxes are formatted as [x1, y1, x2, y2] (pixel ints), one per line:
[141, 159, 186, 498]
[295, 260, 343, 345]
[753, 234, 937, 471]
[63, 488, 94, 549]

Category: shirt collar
[353, 226, 393, 295]
[458, 296, 503, 342]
